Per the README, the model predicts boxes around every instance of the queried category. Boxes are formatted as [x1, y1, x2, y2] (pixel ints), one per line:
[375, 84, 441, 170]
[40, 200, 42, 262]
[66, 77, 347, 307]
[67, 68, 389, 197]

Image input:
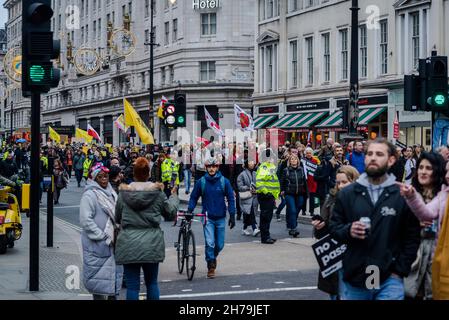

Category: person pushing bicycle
[187, 157, 236, 279]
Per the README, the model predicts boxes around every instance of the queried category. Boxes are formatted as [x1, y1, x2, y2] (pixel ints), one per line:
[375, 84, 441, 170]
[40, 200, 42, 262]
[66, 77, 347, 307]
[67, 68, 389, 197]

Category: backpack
[200, 176, 226, 198]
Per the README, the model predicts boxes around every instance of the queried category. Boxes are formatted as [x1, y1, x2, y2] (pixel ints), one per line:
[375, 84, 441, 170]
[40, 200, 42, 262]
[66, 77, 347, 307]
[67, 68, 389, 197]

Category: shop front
[316, 95, 388, 142]
[253, 105, 280, 144]
[267, 100, 329, 148]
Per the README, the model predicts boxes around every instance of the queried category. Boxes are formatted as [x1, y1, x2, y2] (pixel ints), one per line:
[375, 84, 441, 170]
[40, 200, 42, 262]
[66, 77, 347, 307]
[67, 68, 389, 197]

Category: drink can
[359, 217, 371, 236]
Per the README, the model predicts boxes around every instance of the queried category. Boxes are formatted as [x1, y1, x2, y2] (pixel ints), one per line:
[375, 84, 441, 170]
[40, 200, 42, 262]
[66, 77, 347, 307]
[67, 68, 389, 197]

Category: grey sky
[0, 7, 6, 29]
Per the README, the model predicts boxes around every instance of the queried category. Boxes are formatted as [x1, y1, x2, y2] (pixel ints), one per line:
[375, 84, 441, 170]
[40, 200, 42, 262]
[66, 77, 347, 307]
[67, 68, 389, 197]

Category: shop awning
[316, 107, 387, 128]
[254, 115, 278, 129]
[270, 112, 327, 128]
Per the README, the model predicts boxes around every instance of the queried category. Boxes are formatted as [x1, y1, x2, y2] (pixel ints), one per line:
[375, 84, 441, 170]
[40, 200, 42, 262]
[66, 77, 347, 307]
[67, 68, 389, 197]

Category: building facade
[253, 0, 449, 149]
[0, 28, 7, 140]
[13, 0, 257, 146]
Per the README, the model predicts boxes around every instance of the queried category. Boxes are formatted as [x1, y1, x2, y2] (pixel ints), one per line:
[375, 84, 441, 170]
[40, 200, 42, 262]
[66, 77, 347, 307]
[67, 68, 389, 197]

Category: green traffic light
[29, 65, 46, 83]
[434, 94, 446, 106]
[177, 116, 185, 124]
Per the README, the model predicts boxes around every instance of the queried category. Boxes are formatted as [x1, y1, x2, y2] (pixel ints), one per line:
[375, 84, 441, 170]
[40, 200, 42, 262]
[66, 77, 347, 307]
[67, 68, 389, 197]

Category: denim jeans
[124, 263, 160, 300]
[275, 195, 286, 216]
[184, 169, 192, 192]
[339, 272, 405, 300]
[203, 218, 226, 263]
[285, 195, 304, 230]
[433, 118, 449, 150]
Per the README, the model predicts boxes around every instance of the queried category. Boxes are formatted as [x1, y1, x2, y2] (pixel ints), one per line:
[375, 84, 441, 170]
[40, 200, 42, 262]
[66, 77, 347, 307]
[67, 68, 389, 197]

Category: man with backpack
[346, 141, 365, 174]
[187, 157, 236, 279]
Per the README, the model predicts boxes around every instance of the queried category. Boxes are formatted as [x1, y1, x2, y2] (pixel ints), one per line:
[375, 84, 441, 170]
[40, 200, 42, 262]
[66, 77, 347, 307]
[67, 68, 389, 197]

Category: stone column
[112, 114, 120, 147]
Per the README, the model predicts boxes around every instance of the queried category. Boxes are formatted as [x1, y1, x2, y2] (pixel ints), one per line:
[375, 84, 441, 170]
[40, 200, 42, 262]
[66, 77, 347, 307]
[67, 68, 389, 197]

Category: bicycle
[173, 210, 206, 281]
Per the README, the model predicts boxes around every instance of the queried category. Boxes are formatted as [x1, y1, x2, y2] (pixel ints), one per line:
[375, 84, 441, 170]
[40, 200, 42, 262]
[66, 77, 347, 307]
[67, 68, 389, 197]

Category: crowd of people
[3, 136, 449, 301]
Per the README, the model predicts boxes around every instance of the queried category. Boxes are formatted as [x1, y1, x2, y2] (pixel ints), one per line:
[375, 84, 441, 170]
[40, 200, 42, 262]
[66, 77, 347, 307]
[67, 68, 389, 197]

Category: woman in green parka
[114, 157, 179, 300]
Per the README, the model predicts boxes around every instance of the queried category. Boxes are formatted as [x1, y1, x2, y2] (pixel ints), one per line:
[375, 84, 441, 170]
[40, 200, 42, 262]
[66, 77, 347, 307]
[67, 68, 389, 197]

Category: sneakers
[252, 228, 261, 237]
[276, 215, 282, 222]
[242, 227, 252, 236]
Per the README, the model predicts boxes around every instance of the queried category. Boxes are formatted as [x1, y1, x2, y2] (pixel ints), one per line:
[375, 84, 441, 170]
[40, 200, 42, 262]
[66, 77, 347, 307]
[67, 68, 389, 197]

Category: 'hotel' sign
[193, 0, 220, 10]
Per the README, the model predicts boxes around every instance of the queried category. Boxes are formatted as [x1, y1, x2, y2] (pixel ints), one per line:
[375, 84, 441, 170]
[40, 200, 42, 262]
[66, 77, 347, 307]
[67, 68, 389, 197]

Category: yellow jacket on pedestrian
[83, 158, 93, 178]
[256, 162, 280, 199]
[161, 158, 180, 185]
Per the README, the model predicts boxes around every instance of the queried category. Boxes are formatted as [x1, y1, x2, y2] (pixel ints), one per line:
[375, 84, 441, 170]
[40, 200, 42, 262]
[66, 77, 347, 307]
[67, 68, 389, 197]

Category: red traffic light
[27, 3, 54, 24]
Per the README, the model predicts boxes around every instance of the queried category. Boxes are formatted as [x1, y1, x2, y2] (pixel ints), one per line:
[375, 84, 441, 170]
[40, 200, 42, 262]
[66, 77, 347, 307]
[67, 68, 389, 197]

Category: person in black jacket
[329, 138, 421, 300]
[280, 155, 307, 238]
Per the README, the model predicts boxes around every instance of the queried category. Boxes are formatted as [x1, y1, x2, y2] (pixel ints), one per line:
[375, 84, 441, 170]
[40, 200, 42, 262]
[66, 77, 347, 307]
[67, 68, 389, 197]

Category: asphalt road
[44, 177, 328, 301]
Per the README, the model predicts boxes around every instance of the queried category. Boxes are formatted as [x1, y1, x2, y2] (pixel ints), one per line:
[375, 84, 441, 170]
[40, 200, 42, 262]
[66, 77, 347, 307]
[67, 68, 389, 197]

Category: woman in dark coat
[312, 165, 360, 300]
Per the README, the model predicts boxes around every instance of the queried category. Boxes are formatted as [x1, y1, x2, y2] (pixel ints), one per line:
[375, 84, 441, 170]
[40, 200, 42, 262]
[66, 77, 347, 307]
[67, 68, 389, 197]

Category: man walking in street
[256, 148, 280, 244]
[347, 141, 366, 174]
[188, 157, 236, 279]
[329, 138, 421, 300]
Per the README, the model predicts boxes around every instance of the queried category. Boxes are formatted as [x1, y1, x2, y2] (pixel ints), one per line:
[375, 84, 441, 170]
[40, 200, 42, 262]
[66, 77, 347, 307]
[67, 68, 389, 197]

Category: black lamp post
[10, 100, 13, 143]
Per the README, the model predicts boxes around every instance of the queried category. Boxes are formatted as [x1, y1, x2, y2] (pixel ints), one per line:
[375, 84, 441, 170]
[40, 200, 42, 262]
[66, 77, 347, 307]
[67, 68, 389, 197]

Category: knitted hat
[90, 163, 110, 181]
[133, 157, 150, 182]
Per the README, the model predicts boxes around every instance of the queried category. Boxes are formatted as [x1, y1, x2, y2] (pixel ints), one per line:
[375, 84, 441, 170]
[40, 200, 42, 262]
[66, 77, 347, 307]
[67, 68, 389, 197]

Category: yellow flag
[48, 126, 61, 143]
[124, 98, 155, 145]
[76, 128, 93, 143]
[105, 143, 113, 153]
[157, 105, 164, 119]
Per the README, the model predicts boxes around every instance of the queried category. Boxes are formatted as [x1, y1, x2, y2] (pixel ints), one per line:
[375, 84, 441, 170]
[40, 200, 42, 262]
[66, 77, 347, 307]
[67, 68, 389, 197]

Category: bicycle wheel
[176, 228, 185, 274]
[186, 230, 196, 281]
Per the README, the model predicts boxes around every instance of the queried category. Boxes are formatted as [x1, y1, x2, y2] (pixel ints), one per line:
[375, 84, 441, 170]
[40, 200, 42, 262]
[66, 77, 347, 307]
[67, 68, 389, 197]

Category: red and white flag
[307, 131, 313, 146]
[204, 106, 225, 137]
[234, 104, 254, 132]
[87, 124, 102, 142]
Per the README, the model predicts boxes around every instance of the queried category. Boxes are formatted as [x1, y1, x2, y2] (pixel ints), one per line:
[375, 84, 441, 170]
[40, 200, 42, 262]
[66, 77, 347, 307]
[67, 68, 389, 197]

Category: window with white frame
[340, 29, 348, 80]
[164, 21, 169, 45]
[201, 13, 216, 36]
[200, 61, 216, 81]
[305, 37, 313, 85]
[259, 43, 278, 92]
[144, 29, 149, 52]
[161, 67, 166, 85]
[322, 33, 330, 82]
[173, 19, 178, 42]
[380, 20, 388, 74]
[169, 65, 174, 83]
[411, 12, 420, 70]
[289, 0, 302, 12]
[145, 0, 149, 17]
[259, 0, 279, 20]
[360, 25, 367, 78]
[289, 40, 298, 88]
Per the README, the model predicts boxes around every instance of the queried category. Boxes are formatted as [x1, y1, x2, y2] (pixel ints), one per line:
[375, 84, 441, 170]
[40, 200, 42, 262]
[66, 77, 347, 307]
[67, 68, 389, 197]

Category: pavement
[0, 177, 325, 300]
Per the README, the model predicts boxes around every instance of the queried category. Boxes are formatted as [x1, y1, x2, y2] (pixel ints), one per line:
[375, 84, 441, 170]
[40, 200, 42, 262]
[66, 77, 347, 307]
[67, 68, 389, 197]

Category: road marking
[245, 273, 254, 275]
[53, 216, 82, 232]
[152, 286, 318, 299]
[52, 205, 81, 209]
[275, 281, 285, 284]
[181, 289, 193, 292]
[161, 280, 172, 283]
[231, 285, 241, 288]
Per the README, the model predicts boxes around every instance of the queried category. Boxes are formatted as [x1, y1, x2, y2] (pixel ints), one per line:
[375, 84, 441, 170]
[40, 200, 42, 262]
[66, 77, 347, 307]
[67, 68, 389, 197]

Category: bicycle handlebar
[173, 210, 206, 226]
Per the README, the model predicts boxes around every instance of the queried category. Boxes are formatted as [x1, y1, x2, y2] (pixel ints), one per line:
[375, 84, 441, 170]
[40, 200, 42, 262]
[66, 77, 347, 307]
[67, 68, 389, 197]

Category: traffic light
[426, 55, 448, 111]
[22, 0, 61, 96]
[164, 100, 177, 128]
[404, 74, 420, 111]
[174, 91, 187, 127]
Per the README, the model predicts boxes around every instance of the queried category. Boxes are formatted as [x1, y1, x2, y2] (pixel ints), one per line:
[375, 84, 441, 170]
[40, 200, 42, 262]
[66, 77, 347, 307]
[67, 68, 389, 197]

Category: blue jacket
[188, 171, 236, 220]
[346, 151, 365, 174]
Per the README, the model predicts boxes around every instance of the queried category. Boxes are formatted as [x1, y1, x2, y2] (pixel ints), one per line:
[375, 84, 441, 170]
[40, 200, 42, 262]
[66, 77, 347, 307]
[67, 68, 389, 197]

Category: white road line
[161, 280, 172, 283]
[181, 289, 193, 292]
[52, 205, 81, 209]
[275, 281, 285, 284]
[54, 217, 82, 232]
[231, 285, 241, 288]
[245, 273, 254, 275]
[155, 286, 317, 299]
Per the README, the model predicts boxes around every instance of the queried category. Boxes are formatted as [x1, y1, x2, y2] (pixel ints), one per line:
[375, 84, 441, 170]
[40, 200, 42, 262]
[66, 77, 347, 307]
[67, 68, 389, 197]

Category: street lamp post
[149, 0, 154, 135]
[342, 0, 363, 141]
[10, 100, 13, 143]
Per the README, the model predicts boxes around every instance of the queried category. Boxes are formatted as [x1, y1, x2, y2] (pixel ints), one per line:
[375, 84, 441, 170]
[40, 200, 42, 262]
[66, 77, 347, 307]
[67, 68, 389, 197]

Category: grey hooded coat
[79, 180, 123, 296]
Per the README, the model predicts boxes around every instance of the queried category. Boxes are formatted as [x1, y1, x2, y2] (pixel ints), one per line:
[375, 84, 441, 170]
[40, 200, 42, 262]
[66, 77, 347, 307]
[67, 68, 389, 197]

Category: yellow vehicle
[0, 185, 23, 254]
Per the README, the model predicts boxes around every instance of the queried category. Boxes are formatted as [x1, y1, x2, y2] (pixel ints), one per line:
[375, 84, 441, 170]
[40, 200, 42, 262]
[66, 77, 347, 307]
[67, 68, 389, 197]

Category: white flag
[204, 107, 225, 137]
[234, 104, 254, 132]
